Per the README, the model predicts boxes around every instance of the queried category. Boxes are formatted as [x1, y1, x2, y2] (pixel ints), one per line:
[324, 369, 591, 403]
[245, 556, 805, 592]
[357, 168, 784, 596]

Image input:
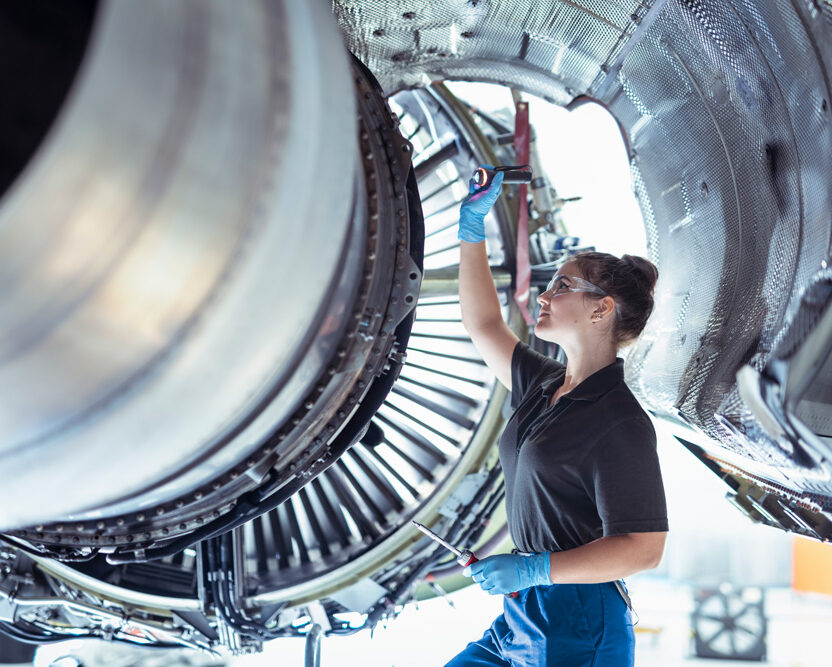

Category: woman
[448, 169, 668, 666]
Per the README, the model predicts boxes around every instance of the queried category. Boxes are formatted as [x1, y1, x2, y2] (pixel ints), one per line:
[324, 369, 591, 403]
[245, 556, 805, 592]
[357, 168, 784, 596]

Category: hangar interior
[1, 0, 831, 664]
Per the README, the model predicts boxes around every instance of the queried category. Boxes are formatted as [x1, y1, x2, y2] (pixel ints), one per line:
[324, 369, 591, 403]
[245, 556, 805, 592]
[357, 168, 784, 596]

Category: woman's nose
[536, 291, 550, 306]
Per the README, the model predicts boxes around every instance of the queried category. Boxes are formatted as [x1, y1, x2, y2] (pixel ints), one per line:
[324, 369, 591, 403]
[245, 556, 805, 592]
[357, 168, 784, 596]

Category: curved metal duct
[0, 0, 425, 558]
[333, 0, 832, 510]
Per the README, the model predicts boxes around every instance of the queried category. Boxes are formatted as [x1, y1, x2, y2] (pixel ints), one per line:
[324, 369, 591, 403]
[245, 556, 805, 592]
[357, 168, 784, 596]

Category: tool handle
[460, 553, 519, 599]
[459, 553, 477, 568]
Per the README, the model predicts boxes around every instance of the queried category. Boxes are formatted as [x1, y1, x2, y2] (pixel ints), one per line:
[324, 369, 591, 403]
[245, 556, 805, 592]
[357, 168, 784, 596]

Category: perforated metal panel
[333, 0, 661, 103]
[337, 0, 832, 498]
[616, 0, 832, 495]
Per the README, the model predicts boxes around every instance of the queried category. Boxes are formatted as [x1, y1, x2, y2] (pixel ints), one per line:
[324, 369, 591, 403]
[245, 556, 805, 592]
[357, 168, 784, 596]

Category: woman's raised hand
[458, 167, 504, 243]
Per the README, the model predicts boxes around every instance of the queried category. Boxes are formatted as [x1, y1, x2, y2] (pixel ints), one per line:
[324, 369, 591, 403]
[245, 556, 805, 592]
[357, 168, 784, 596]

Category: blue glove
[458, 167, 504, 243]
[462, 552, 551, 595]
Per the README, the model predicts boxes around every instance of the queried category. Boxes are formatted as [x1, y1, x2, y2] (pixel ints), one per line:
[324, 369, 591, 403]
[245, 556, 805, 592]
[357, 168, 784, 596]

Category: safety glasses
[543, 274, 607, 297]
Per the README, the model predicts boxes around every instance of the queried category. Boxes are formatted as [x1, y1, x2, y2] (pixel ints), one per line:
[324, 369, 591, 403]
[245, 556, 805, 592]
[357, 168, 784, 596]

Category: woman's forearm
[459, 240, 503, 331]
[546, 533, 666, 584]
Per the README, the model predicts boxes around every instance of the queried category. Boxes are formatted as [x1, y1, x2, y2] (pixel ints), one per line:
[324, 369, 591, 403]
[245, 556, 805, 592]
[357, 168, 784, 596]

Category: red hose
[513, 100, 534, 325]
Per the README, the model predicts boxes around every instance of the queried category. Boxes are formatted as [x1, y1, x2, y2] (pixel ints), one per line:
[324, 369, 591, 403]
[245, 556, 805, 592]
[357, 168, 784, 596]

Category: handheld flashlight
[472, 164, 532, 189]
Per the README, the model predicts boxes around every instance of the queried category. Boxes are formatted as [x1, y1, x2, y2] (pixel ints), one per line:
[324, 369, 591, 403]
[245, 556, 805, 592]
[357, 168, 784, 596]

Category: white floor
[228, 579, 832, 667]
[31, 578, 832, 666]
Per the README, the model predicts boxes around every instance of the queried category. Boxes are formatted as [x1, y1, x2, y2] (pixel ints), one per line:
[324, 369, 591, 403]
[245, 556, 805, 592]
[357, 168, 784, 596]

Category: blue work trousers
[444, 581, 634, 666]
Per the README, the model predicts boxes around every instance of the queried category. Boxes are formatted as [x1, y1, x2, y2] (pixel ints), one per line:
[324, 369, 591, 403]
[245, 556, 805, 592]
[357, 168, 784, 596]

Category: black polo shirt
[499, 341, 668, 554]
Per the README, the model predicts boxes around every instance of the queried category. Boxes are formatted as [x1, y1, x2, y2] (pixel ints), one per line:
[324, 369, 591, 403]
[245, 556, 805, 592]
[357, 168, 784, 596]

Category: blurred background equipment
[691, 585, 767, 662]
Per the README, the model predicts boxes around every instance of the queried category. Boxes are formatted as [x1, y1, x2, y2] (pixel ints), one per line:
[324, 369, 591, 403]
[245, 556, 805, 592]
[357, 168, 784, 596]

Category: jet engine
[1, 0, 831, 657]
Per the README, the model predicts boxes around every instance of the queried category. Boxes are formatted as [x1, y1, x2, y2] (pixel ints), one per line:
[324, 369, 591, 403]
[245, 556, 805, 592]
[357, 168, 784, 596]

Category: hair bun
[621, 254, 658, 293]
[571, 250, 658, 345]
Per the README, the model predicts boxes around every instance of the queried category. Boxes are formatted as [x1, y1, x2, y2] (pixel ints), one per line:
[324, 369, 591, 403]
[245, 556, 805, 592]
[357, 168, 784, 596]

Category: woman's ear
[597, 296, 616, 318]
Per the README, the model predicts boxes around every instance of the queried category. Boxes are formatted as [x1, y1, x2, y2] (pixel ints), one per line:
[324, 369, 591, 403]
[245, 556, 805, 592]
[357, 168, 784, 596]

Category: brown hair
[570, 251, 659, 345]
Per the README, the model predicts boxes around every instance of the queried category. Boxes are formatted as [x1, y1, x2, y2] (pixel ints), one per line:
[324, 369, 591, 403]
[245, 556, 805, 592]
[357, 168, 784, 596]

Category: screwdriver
[411, 520, 518, 598]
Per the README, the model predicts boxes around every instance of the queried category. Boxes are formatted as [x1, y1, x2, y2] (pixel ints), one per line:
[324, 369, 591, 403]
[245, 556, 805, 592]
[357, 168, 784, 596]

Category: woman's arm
[457, 170, 519, 391]
[547, 532, 667, 584]
[459, 240, 519, 391]
[465, 532, 667, 594]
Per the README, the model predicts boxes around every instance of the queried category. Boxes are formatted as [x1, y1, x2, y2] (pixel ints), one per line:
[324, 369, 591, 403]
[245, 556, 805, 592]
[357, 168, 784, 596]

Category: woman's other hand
[463, 552, 550, 595]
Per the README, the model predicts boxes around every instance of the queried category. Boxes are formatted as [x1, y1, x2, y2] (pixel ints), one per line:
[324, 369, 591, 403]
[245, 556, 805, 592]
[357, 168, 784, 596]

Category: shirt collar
[540, 358, 624, 402]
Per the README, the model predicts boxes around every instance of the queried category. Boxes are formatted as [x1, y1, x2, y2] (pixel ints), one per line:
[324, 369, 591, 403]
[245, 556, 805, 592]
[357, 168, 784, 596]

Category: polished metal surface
[0, 0, 358, 528]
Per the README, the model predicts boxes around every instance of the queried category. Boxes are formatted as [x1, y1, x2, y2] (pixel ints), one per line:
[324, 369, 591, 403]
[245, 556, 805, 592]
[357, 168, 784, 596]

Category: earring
[591, 314, 602, 323]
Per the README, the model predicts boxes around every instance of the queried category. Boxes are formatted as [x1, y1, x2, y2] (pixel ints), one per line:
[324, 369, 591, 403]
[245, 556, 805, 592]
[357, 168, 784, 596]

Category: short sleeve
[584, 417, 669, 536]
[510, 341, 564, 409]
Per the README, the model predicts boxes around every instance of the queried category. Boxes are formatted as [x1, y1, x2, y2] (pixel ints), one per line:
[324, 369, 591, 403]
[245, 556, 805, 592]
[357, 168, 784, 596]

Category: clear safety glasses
[543, 274, 607, 297]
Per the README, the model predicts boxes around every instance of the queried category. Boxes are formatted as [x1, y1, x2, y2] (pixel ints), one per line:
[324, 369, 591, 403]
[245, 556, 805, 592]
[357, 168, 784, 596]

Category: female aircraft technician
[446, 169, 668, 667]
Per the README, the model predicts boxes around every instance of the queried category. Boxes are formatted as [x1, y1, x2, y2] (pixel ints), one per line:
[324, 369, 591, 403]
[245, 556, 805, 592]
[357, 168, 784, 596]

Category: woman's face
[533, 261, 600, 344]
